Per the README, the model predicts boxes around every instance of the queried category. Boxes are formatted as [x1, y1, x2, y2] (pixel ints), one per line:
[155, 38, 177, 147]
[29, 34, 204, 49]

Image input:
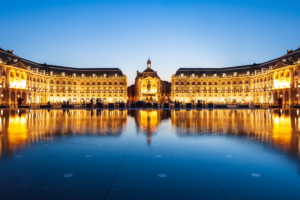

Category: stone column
[5, 68, 10, 105]
[289, 67, 294, 105]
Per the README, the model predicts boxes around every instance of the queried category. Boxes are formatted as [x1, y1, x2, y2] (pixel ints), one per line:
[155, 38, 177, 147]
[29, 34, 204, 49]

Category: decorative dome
[147, 58, 151, 65]
[147, 58, 151, 69]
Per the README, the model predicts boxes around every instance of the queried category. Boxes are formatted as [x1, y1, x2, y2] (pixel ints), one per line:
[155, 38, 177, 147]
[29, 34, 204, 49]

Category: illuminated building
[127, 58, 171, 102]
[0, 49, 127, 104]
[171, 48, 300, 105]
[128, 110, 171, 144]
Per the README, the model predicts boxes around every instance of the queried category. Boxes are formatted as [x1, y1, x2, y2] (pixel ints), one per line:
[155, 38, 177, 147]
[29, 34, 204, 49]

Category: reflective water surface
[0, 109, 300, 200]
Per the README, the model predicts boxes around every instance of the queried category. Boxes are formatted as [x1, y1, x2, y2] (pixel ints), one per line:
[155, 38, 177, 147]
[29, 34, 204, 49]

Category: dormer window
[269, 66, 273, 70]
[222, 73, 226, 78]
[192, 73, 195, 78]
[115, 74, 118, 78]
[214, 74, 217, 78]
[104, 74, 107, 78]
[246, 71, 250, 76]
[93, 74, 96, 78]
[181, 73, 184, 78]
[73, 73, 76, 78]
[50, 71, 53, 76]
[81, 74, 85, 78]
[233, 72, 237, 77]
[61, 72, 65, 77]
[203, 73, 206, 78]
[282, 58, 287, 62]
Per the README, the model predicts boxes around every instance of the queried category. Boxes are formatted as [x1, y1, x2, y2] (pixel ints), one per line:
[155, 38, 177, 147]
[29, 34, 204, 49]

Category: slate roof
[0, 48, 124, 76]
[142, 68, 155, 73]
[175, 48, 300, 77]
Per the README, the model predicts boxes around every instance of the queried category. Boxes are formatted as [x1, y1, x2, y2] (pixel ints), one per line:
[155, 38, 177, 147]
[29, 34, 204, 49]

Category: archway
[22, 92, 26, 104]
[279, 91, 283, 99]
[273, 92, 278, 104]
[1, 91, 5, 104]
[285, 91, 289, 104]
[11, 91, 15, 104]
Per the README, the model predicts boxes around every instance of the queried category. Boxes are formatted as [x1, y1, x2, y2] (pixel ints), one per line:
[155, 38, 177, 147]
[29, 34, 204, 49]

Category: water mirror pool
[0, 109, 300, 200]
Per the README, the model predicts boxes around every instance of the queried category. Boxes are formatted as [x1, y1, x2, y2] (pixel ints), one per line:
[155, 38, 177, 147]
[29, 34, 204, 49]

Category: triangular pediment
[11, 62, 28, 70]
[272, 62, 289, 70]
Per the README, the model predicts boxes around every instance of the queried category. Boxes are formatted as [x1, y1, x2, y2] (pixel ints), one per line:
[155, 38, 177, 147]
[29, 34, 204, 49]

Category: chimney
[7, 50, 13, 54]
[287, 50, 293, 54]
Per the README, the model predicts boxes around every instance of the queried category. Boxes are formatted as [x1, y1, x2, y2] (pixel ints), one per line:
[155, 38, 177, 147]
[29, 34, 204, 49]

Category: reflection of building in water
[171, 109, 300, 157]
[128, 110, 171, 144]
[0, 110, 127, 157]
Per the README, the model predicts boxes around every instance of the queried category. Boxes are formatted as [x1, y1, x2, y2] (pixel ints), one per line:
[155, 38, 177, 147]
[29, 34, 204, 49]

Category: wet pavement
[0, 109, 300, 200]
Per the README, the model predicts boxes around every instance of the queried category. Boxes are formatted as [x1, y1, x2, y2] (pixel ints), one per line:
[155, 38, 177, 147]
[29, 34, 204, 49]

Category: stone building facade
[0, 48, 127, 105]
[171, 48, 300, 105]
[127, 59, 171, 102]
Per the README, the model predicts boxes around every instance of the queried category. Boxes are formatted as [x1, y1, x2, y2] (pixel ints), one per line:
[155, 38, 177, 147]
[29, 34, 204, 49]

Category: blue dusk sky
[0, 0, 299, 85]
